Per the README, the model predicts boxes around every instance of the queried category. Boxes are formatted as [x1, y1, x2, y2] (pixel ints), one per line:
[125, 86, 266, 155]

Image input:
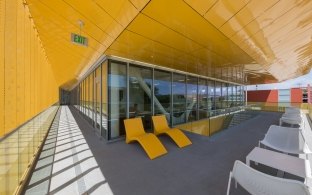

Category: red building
[247, 87, 310, 103]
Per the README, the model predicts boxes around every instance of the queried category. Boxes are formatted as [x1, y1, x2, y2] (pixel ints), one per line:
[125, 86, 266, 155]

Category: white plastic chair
[259, 125, 311, 156]
[268, 125, 301, 132]
[285, 107, 300, 114]
[227, 160, 310, 195]
[280, 116, 302, 127]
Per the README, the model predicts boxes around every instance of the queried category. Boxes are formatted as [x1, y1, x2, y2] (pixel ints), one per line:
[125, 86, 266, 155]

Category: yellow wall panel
[16, 0, 25, 126]
[24, 13, 31, 122]
[0, 0, 5, 136]
[4, 0, 17, 134]
[0, 0, 59, 137]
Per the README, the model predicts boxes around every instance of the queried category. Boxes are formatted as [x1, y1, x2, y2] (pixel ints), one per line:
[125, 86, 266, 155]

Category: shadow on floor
[69, 107, 284, 195]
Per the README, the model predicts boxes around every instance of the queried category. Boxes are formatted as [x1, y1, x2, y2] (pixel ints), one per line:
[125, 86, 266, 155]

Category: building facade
[247, 87, 309, 104]
[70, 57, 245, 140]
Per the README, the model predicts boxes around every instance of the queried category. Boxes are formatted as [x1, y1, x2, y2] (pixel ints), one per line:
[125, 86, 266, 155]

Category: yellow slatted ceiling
[24, 0, 312, 88]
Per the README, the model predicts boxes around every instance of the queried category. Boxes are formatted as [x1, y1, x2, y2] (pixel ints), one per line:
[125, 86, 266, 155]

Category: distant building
[247, 85, 312, 104]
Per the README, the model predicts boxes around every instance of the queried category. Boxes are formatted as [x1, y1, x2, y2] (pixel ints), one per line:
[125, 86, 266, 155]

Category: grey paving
[25, 106, 297, 195]
[69, 107, 288, 195]
[25, 106, 109, 195]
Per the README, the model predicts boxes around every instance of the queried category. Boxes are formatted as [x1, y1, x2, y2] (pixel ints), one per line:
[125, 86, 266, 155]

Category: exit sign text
[71, 33, 88, 46]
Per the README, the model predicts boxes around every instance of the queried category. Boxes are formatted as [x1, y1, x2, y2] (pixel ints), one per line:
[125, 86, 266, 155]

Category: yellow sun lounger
[152, 115, 192, 148]
[124, 117, 167, 160]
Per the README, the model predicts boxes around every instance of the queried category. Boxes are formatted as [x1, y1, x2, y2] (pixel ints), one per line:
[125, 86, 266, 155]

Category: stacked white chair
[227, 161, 310, 195]
[228, 107, 312, 194]
[259, 125, 311, 156]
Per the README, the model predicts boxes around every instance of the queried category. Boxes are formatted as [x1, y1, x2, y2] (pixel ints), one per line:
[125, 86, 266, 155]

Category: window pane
[215, 82, 221, 110]
[228, 84, 234, 107]
[221, 83, 228, 108]
[172, 73, 186, 125]
[101, 61, 108, 138]
[94, 67, 101, 132]
[198, 79, 208, 119]
[108, 61, 127, 139]
[208, 80, 215, 114]
[89, 74, 94, 124]
[186, 76, 197, 122]
[154, 70, 171, 124]
[129, 65, 152, 130]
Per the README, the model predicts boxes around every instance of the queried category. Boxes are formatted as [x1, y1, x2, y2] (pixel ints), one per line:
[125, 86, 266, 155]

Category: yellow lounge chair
[152, 115, 192, 148]
[124, 117, 167, 159]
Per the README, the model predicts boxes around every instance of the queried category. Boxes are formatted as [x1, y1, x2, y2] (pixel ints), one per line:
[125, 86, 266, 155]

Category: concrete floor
[26, 106, 290, 195]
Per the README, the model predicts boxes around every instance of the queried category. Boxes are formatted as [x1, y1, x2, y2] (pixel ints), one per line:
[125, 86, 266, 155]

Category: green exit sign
[71, 33, 88, 46]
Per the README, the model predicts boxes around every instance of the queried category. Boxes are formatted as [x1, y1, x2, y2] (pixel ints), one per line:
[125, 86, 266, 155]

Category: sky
[247, 69, 312, 91]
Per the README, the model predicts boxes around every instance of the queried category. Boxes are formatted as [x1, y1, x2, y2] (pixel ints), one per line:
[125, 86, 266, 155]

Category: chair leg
[226, 172, 233, 195]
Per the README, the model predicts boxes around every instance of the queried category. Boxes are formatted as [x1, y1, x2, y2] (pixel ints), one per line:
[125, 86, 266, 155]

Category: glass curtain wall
[208, 81, 215, 116]
[234, 85, 237, 107]
[238, 86, 244, 106]
[83, 79, 86, 115]
[129, 65, 152, 130]
[215, 82, 222, 111]
[154, 70, 171, 124]
[95, 67, 101, 132]
[102, 61, 108, 138]
[221, 83, 228, 109]
[228, 84, 233, 107]
[86, 77, 89, 117]
[198, 79, 208, 119]
[172, 73, 186, 125]
[186, 76, 198, 122]
[108, 61, 127, 139]
[73, 59, 245, 140]
[89, 74, 94, 125]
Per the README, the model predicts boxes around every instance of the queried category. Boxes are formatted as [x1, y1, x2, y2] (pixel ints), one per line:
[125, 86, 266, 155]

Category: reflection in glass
[101, 61, 108, 138]
[208, 80, 215, 112]
[198, 79, 208, 119]
[154, 70, 171, 124]
[83, 79, 86, 115]
[232, 85, 237, 106]
[85, 77, 90, 117]
[228, 84, 233, 107]
[215, 82, 221, 110]
[89, 73, 94, 125]
[172, 73, 186, 125]
[108, 61, 127, 139]
[78, 83, 82, 112]
[129, 65, 152, 130]
[221, 83, 228, 108]
[186, 76, 198, 122]
[74, 59, 247, 140]
[238, 86, 244, 106]
[95, 67, 101, 132]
